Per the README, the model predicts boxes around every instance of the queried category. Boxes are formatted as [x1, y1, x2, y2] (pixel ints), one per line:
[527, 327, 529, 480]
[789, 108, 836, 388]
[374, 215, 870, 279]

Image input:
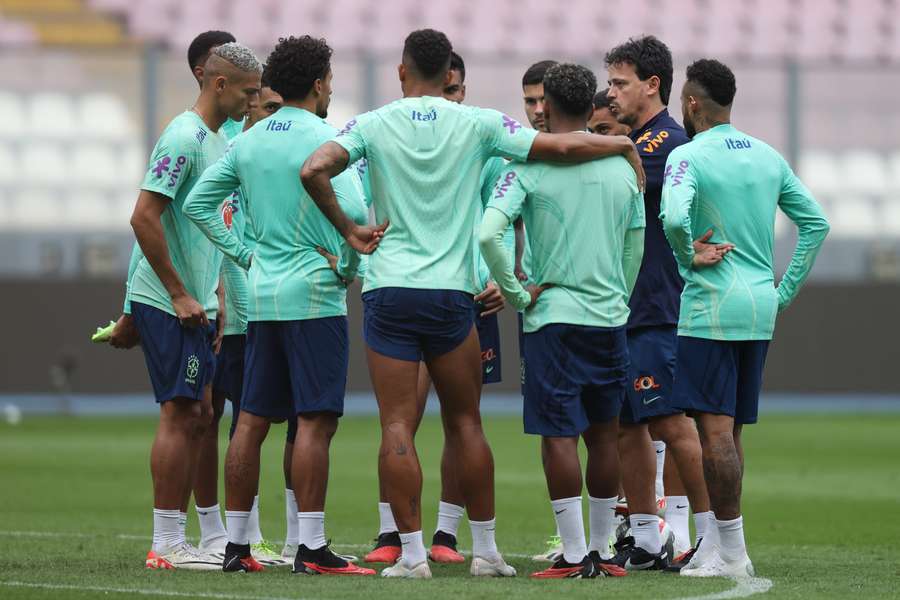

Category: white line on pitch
[0, 581, 326, 600]
[674, 576, 773, 600]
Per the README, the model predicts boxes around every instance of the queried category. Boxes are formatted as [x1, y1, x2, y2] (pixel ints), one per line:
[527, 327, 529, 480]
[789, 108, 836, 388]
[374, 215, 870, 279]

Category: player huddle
[103, 26, 829, 580]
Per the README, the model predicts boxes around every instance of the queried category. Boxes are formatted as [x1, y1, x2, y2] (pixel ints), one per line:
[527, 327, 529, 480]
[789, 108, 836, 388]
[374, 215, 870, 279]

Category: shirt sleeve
[140, 127, 197, 201]
[623, 190, 646, 296]
[481, 167, 531, 310]
[122, 242, 143, 314]
[659, 151, 698, 269]
[332, 114, 369, 164]
[775, 158, 830, 310]
[474, 108, 539, 162]
[182, 147, 253, 269]
[333, 168, 369, 282]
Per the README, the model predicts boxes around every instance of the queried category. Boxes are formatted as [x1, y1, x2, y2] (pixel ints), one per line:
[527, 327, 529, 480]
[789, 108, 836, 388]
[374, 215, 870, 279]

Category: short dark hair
[263, 36, 332, 102]
[522, 60, 558, 87]
[188, 30, 236, 70]
[686, 59, 737, 106]
[450, 51, 465, 82]
[593, 88, 612, 110]
[605, 35, 673, 105]
[403, 29, 452, 80]
[543, 63, 597, 117]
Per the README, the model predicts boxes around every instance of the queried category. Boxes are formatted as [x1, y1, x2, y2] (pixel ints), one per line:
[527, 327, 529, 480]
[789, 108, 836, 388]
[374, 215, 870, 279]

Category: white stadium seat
[78, 93, 137, 141]
[0, 142, 18, 185]
[70, 143, 121, 186]
[28, 93, 78, 139]
[842, 150, 887, 196]
[0, 92, 26, 139]
[828, 198, 878, 238]
[66, 191, 114, 229]
[10, 190, 63, 230]
[22, 142, 69, 185]
[798, 151, 840, 197]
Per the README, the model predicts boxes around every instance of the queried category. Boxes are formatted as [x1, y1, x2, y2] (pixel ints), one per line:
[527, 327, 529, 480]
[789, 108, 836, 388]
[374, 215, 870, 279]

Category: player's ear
[193, 66, 204, 85]
[443, 69, 452, 86]
[398, 63, 406, 83]
[215, 75, 227, 93]
[647, 74, 661, 97]
[313, 77, 322, 97]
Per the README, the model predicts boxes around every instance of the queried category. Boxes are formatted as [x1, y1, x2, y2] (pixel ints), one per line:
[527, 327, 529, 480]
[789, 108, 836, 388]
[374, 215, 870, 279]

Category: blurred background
[1, 0, 898, 415]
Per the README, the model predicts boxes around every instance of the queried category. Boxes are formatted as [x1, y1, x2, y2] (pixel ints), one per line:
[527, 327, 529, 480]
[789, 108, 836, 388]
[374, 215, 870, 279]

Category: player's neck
[192, 94, 228, 132]
[401, 79, 445, 99]
[548, 116, 587, 134]
[633, 98, 666, 131]
[693, 112, 731, 135]
[284, 97, 317, 114]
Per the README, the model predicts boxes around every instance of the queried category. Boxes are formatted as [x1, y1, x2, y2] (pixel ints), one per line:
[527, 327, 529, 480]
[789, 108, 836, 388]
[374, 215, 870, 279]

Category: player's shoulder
[158, 111, 209, 150]
[632, 112, 689, 156]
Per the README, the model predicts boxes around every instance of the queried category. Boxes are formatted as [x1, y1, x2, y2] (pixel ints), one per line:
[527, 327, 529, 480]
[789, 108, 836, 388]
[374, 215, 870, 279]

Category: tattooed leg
[224, 410, 270, 511]
[696, 412, 742, 520]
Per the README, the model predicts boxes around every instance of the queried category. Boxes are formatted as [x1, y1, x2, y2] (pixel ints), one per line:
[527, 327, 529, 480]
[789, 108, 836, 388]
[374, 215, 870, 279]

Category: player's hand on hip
[172, 292, 209, 328]
[475, 281, 505, 316]
[525, 283, 553, 309]
[110, 314, 140, 349]
[692, 229, 735, 268]
[348, 220, 389, 254]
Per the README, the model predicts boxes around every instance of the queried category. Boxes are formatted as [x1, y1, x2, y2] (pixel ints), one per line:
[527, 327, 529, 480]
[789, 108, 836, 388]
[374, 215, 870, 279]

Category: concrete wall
[0, 280, 892, 394]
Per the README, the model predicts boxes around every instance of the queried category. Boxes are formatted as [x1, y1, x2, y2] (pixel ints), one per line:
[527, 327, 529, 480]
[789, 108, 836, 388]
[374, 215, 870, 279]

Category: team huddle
[104, 26, 829, 580]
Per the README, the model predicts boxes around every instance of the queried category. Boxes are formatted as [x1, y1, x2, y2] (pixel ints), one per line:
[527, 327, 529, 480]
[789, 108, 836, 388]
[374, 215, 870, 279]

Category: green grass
[1, 413, 898, 599]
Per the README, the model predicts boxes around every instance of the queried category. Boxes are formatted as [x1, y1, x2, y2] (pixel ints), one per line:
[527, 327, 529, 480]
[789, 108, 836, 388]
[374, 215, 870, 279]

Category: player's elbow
[478, 224, 495, 252]
[300, 158, 320, 189]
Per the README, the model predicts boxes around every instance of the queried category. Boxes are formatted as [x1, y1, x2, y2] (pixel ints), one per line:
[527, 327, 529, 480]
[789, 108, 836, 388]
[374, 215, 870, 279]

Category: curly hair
[450, 51, 466, 82]
[263, 36, 332, 102]
[187, 30, 235, 70]
[686, 59, 736, 107]
[593, 88, 612, 110]
[211, 42, 262, 74]
[605, 35, 673, 105]
[403, 29, 452, 80]
[522, 59, 558, 87]
[543, 63, 597, 117]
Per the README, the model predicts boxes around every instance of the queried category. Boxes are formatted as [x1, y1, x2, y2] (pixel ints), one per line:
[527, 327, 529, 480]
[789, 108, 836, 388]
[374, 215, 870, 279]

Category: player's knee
[299, 412, 338, 441]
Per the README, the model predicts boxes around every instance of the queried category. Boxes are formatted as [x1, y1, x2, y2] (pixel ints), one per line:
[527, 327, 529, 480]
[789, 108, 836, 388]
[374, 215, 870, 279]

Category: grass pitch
[0, 413, 898, 599]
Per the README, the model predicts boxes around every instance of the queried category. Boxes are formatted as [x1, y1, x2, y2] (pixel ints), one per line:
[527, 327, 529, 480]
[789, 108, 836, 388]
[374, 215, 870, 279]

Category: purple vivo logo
[493, 171, 517, 199]
[152, 156, 171, 178]
[338, 119, 357, 136]
[502, 114, 522, 135]
[167, 156, 187, 188]
[670, 160, 689, 187]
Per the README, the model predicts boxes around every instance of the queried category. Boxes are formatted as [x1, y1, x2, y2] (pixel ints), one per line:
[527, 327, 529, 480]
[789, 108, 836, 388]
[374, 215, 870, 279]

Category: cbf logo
[633, 375, 661, 392]
[220, 194, 238, 230]
[185, 355, 200, 385]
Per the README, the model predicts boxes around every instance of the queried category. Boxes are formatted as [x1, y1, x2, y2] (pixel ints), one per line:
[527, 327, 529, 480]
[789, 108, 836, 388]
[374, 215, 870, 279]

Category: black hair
[522, 60, 558, 87]
[260, 64, 270, 89]
[543, 63, 597, 117]
[263, 36, 332, 102]
[187, 30, 236, 70]
[593, 88, 612, 110]
[686, 59, 737, 106]
[605, 35, 673, 105]
[402, 29, 452, 80]
[450, 51, 465, 82]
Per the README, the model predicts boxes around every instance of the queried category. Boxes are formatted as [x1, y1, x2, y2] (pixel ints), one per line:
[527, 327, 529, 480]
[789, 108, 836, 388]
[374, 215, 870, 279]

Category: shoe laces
[252, 540, 279, 555]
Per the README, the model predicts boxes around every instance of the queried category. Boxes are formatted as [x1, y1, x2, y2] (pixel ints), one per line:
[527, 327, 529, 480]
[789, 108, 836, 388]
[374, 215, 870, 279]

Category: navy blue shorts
[620, 325, 681, 424]
[671, 336, 770, 425]
[241, 317, 348, 421]
[131, 302, 216, 403]
[362, 287, 475, 362]
[475, 311, 501, 384]
[212, 334, 245, 438]
[523, 324, 629, 437]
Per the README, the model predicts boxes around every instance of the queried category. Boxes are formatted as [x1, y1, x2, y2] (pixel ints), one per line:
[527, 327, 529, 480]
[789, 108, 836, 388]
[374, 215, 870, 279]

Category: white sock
[196, 504, 227, 546]
[285, 490, 300, 546]
[716, 515, 747, 562]
[248, 495, 263, 544]
[152, 508, 184, 552]
[225, 510, 250, 546]
[588, 495, 618, 559]
[666, 496, 690, 551]
[378, 502, 397, 535]
[298, 511, 326, 550]
[653, 441, 666, 498]
[399, 531, 427, 566]
[435, 501, 464, 538]
[469, 518, 499, 560]
[630, 513, 661, 554]
[551, 497, 586, 564]
[178, 511, 188, 540]
[693, 510, 716, 546]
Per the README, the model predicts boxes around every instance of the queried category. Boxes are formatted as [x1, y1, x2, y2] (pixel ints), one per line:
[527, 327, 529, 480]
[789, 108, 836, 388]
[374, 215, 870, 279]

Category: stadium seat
[0, 142, 18, 185]
[886, 152, 900, 196]
[880, 202, 900, 238]
[829, 198, 878, 238]
[28, 93, 79, 139]
[66, 191, 115, 229]
[798, 151, 841, 197]
[0, 92, 26, 139]
[843, 150, 887, 196]
[78, 93, 136, 141]
[10, 190, 63, 230]
[119, 142, 147, 187]
[71, 143, 121, 186]
[22, 142, 69, 185]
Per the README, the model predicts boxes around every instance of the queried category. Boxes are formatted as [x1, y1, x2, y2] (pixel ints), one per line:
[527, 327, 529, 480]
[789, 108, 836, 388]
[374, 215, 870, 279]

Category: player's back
[334, 96, 536, 294]
[662, 124, 791, 339]
[505, 154, 643, 331]
[230, 106, 367, 320]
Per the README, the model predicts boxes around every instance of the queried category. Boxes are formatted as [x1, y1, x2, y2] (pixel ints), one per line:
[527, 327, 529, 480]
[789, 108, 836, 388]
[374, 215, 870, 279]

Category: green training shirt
[660, 123, 829, 341]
